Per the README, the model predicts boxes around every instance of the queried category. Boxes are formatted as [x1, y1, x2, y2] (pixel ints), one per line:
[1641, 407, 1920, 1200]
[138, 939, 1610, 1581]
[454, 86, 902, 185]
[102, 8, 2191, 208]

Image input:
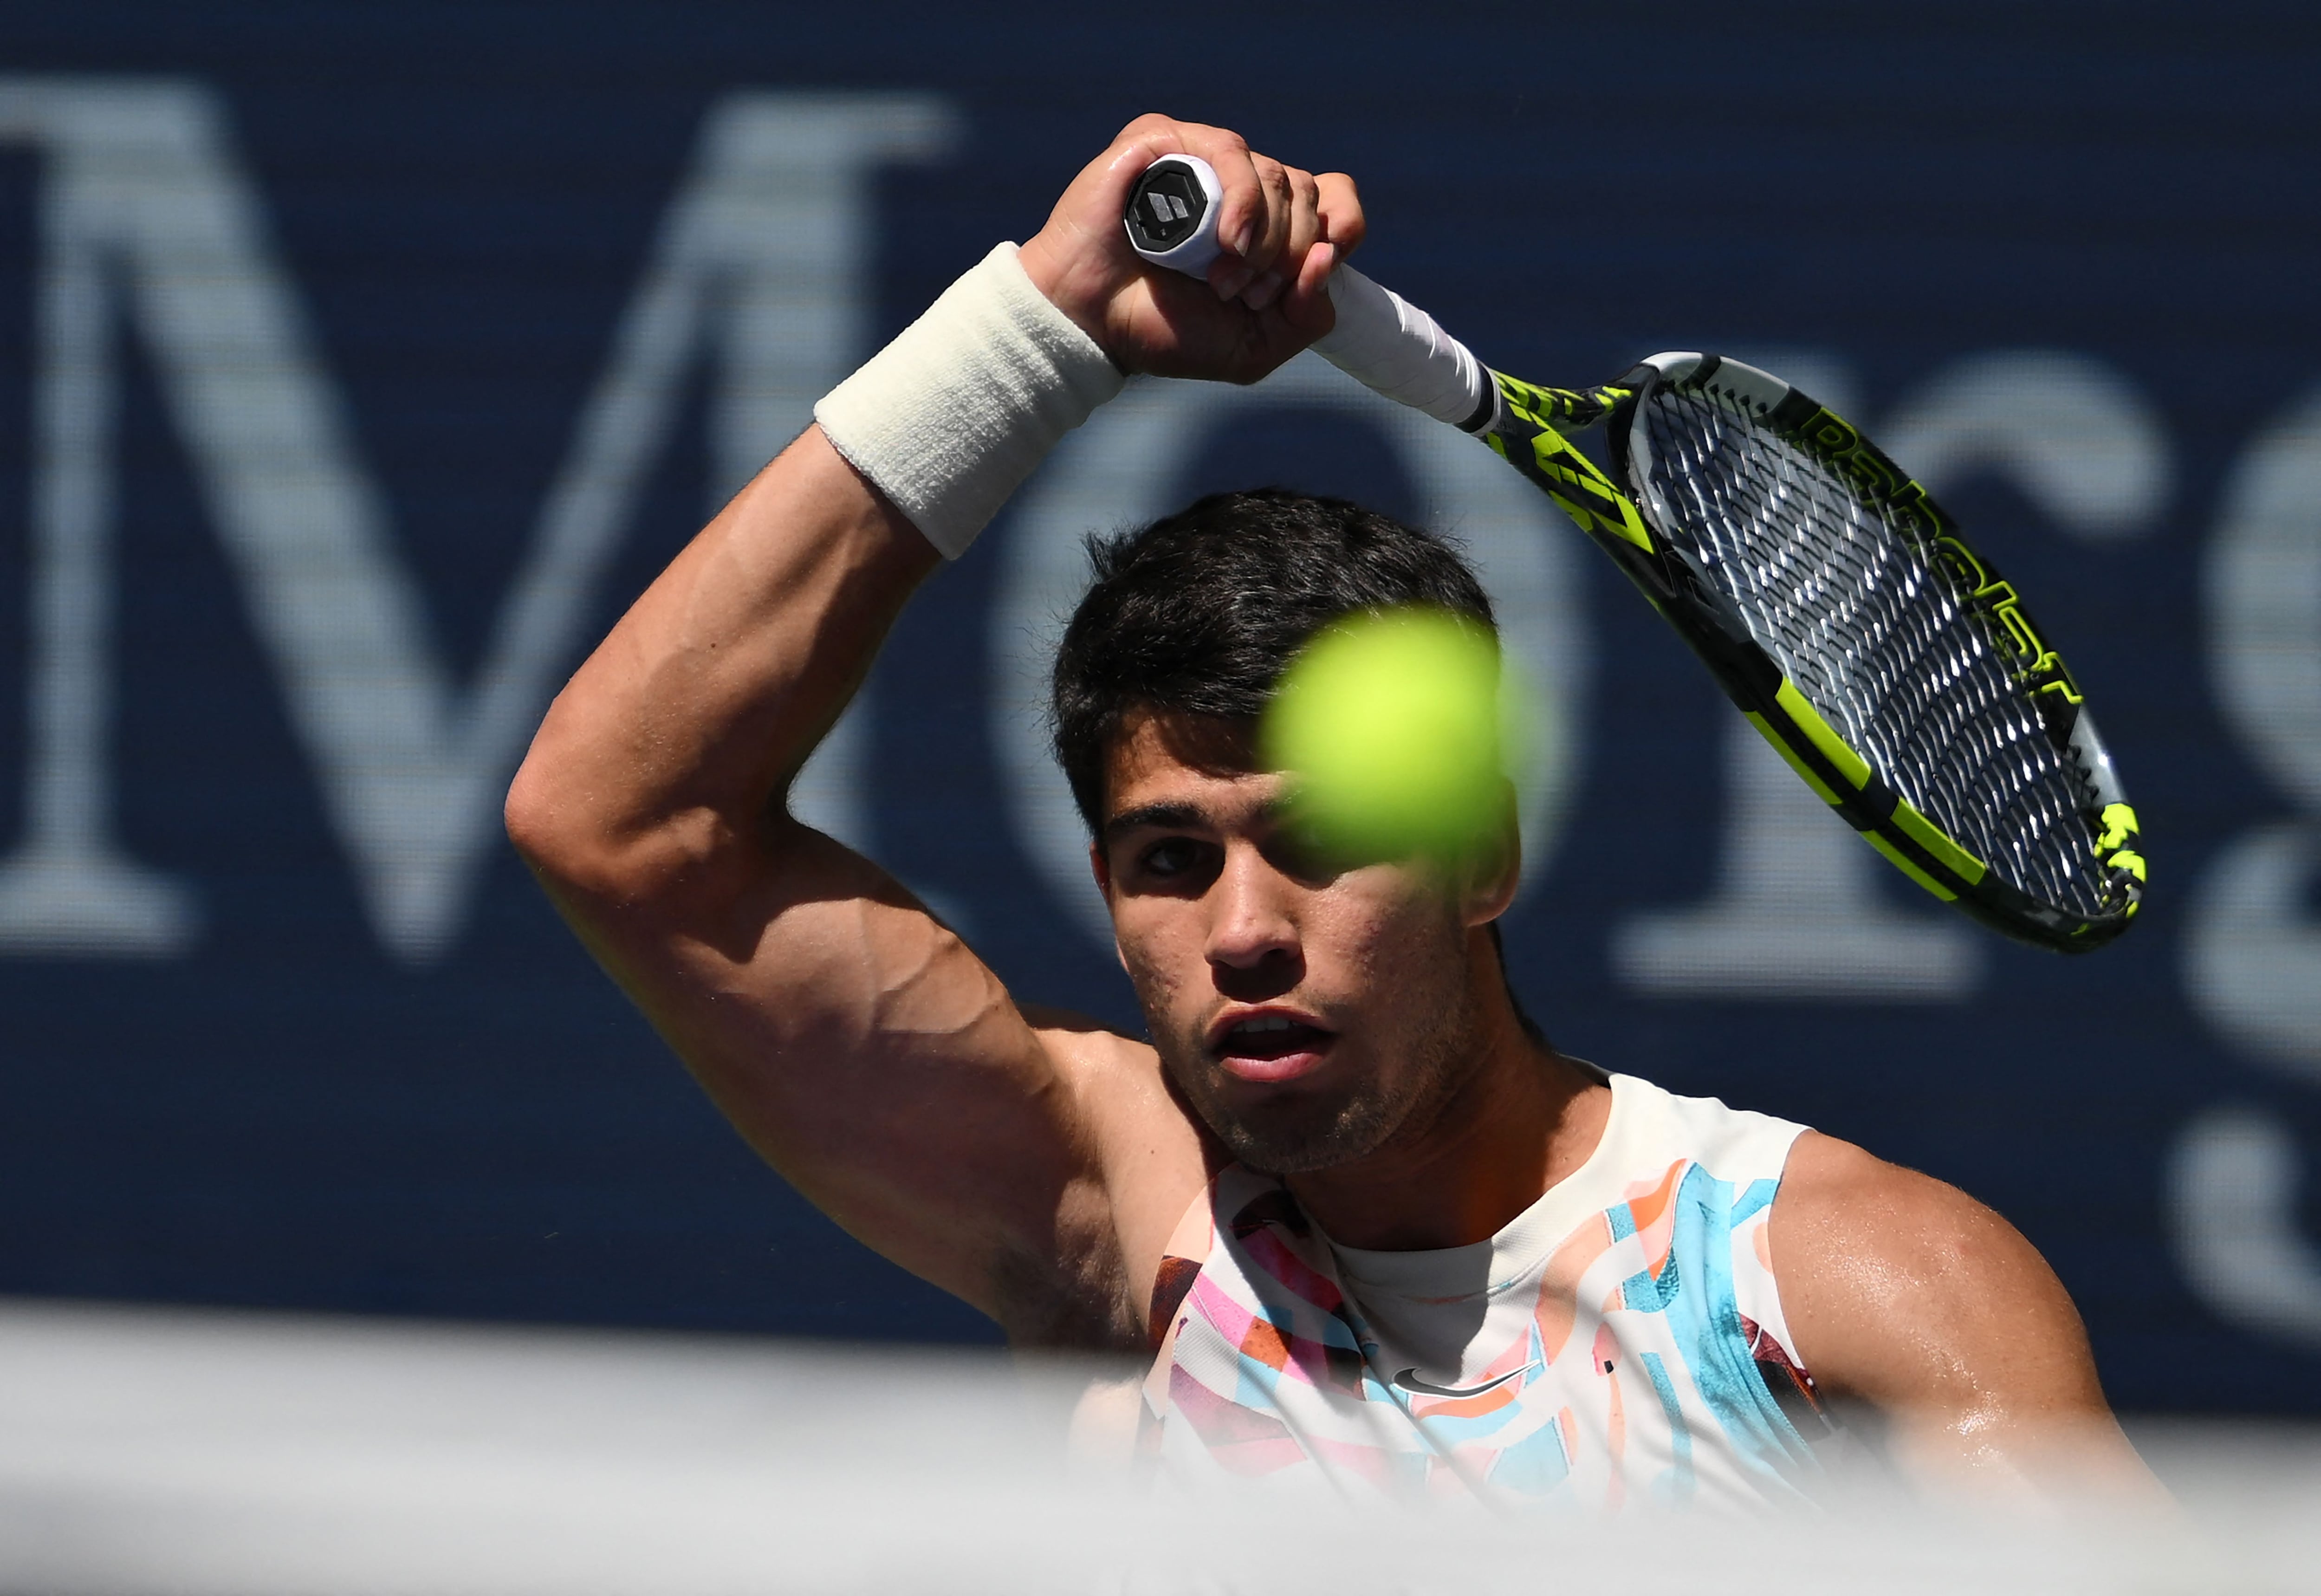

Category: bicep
[1770, 1132, 2160, 1503]
[551, 819, 1119, 1333]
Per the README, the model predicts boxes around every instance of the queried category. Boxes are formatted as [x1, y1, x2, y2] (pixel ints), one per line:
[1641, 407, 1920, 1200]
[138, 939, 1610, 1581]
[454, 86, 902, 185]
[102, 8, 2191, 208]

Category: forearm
[506, 428, 935, 898]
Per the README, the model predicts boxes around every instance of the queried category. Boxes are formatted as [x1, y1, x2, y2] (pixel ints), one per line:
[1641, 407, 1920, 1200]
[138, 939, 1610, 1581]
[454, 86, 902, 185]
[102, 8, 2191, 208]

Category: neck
[1282, 938, 1611, 1252]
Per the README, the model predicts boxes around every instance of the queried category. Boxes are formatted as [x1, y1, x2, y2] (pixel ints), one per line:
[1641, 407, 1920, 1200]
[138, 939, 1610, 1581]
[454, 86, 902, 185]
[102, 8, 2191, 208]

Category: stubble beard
[1151, 974, 1487, 1178]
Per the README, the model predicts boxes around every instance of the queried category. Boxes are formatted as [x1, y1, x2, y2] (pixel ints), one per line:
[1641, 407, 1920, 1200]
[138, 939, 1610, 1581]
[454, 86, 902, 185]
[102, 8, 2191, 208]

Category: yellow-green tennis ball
[1260, 606, 1513, 868]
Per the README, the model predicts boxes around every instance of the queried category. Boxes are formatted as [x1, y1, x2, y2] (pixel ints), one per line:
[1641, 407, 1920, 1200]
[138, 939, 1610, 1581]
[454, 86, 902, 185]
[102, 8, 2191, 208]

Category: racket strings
[1639, 387, 2108, 917]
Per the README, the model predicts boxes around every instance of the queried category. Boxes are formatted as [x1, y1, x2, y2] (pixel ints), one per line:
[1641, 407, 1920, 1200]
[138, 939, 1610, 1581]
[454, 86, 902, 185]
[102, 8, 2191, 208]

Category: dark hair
[1050, 488, 1551, 1049]
[1050, 488, 1498, 833]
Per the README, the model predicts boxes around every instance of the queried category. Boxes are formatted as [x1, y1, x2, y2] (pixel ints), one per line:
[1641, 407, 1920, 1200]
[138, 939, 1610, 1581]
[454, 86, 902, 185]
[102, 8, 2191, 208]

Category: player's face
[1092, 710, 1490, 1175]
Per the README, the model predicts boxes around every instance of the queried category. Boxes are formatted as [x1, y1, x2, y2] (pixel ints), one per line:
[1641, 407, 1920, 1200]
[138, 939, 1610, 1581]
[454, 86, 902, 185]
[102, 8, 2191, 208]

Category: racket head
[1597, 353, 2144, 953]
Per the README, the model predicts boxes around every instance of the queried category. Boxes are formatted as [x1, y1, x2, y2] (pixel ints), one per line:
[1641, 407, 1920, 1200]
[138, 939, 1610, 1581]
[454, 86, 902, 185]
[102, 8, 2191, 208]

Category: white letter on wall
[2167, 1105, 2321, 1350]
[0, 79, 952, 960]
[2187, 383, 2321, 1071]
[2176, 382, 2321, 1346]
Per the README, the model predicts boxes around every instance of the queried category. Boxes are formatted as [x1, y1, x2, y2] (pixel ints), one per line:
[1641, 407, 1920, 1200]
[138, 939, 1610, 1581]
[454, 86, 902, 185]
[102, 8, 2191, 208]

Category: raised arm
[1771, 1131, 2165, 1507]
[503, 115, 1360, 1343]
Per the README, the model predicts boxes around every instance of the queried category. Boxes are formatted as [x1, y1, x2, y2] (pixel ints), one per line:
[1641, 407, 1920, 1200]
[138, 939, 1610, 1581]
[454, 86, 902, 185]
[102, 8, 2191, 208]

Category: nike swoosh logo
[1391, 1365, 1530, 1400]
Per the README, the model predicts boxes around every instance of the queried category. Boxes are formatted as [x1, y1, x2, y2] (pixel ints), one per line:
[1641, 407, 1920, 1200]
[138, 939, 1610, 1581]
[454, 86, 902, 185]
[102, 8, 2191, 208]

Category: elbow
[503, 693, 650, 899]
[504, 744, 744, 911]
[504, 748, 579, 879]
[504, 732, 636, 899]
[504, 755, 637, 908]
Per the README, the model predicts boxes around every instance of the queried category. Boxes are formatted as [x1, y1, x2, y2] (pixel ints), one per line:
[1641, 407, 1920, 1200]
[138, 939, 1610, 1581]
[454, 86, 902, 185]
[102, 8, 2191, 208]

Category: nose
[1205, 841, 1303, 992]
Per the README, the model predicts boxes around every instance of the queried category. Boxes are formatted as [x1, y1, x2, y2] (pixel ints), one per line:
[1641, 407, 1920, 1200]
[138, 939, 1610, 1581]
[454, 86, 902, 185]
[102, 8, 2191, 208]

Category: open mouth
[1212, 1012, 1337, 1082]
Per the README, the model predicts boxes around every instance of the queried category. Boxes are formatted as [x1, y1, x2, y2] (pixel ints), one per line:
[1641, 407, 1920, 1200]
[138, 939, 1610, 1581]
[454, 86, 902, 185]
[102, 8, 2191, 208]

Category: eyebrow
[1101, 801, 1206, 847]
[1101, 793, 1295, 848]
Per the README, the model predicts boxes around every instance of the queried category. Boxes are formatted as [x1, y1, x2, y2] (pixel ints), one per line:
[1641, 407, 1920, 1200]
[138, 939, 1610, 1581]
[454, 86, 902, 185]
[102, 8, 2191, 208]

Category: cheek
[1111, 905, 1197, 1007]
[1316, 877, 1447, 965]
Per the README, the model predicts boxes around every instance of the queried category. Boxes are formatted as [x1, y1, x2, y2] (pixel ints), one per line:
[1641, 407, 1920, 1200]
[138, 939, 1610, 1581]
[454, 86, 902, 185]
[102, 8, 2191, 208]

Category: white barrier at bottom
[0, 1298, 2311, 1595]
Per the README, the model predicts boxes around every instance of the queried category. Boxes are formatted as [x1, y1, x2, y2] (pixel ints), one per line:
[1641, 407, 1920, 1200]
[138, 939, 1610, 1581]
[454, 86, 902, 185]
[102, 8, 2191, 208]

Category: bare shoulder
[1025, 1006, 1215, 1330]
[1771, 1131, 2100, 1408]
[1771, 1132, 2076, 1369]
[1770, 1130, 2161, 1502]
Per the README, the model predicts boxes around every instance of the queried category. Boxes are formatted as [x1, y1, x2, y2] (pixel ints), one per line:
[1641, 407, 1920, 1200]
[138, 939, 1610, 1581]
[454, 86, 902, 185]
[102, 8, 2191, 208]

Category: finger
[1315, 171, 1366, 260]
[1244, 155, 1296, 278]
[1244, 166, 1323, 310]
[1207, 251, 1258, 305]
[1225, 159, 1297, 308]
[1278, 239, 1339, 337]
[1282, 167, 1323, 266]
[1208, 165, 1286, 299]
[1168, 122, 1263, 260]
[1272, 169, 1328, 301]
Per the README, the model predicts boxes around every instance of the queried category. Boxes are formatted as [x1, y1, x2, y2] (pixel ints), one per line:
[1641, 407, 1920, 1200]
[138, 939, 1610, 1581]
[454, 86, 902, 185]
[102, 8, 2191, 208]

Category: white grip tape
[1314, 266, 1497, 432]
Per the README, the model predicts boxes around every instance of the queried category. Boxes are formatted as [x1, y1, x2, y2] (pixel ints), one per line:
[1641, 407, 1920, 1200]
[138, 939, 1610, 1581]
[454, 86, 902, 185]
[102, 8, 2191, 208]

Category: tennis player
[506, 115, 2157, 1511]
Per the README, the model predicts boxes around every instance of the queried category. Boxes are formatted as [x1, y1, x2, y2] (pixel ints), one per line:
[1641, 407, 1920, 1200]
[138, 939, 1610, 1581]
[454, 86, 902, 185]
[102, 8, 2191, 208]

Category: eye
[1141, 838, 1206, 878]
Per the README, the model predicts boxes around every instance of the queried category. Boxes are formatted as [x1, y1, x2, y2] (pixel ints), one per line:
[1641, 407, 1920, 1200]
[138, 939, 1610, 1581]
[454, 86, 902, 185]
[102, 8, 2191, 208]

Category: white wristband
[814, 242, 1125, 559]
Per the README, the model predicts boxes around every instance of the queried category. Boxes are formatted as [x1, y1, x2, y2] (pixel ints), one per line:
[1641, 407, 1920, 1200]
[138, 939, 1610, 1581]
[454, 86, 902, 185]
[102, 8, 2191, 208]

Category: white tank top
[1137, 1072, 1835, 1511]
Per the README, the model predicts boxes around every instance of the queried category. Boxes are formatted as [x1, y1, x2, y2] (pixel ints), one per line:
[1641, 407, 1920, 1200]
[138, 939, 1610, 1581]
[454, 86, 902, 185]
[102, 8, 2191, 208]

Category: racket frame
[1481, 354, 2144, 953]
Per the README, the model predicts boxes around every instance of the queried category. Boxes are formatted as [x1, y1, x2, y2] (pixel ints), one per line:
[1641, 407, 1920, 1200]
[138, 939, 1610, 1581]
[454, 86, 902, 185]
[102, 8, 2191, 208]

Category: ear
[1459, 779, 1524, 928]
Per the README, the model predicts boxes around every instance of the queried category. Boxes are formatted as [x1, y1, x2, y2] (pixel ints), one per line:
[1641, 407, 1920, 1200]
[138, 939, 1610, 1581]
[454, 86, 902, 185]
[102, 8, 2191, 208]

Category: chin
[1156, 1033, 1411, 1177]
[1210, 1099, 1399, 1178]
[1231, 1142, 1355, 1179]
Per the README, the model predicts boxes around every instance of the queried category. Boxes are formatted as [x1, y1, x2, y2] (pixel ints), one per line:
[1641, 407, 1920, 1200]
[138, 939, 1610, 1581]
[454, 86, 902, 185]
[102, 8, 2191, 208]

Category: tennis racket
[1123, 154, 2144, 953]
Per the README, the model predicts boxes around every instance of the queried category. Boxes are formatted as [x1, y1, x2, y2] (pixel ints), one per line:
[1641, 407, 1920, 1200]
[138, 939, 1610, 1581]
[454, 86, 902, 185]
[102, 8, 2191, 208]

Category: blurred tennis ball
[1260, 605, 1523, 868]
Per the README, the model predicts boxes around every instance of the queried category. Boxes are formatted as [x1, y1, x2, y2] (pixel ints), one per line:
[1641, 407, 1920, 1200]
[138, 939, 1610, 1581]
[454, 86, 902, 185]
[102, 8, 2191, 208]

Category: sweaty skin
[506, 113, 2159, 1505]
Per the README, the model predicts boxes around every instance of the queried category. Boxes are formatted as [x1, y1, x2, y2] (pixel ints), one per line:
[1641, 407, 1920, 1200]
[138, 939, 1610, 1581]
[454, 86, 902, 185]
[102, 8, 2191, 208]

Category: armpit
[989, 1228, 1144, 1353]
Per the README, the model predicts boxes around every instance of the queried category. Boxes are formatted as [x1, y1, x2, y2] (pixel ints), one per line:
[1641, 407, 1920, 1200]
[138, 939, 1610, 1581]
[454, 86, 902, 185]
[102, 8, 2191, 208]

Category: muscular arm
[507, 431, 1102, 1323]
[504, 116, 1356, 1343]
[1771, 1131, 2164, 1506]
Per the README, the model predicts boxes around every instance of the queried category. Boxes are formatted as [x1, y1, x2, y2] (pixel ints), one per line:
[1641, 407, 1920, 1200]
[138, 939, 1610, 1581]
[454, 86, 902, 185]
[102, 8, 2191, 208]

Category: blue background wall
[2, 0, 2318, 1414]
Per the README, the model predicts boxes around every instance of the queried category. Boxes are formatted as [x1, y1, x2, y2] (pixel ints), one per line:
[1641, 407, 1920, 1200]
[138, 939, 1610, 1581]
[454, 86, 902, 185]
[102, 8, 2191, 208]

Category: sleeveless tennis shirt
[1137, 1072, 1835, 1511]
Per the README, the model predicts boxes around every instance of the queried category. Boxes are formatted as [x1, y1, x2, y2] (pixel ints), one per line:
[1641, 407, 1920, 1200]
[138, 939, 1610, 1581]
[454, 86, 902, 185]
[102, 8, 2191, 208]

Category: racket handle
[1122, 154, 1499, 435]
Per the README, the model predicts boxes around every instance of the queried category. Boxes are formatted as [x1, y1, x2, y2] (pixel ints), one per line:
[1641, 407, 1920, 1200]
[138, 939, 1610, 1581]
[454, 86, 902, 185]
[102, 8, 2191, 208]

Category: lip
[1206, 1006, 1338, 1086]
